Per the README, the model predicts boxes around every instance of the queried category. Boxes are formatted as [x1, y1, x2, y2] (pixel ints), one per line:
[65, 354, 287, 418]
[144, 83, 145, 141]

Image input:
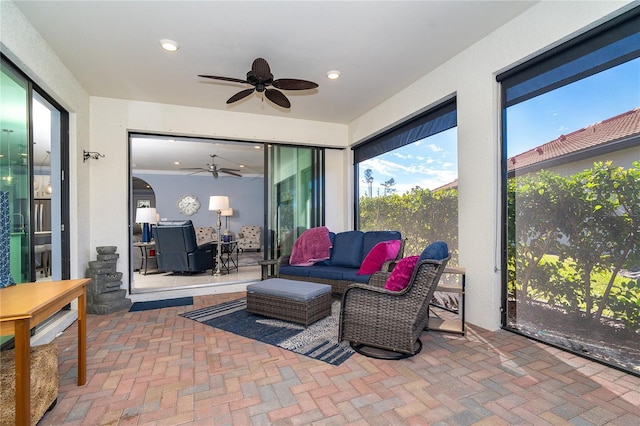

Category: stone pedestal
[85, 246, 132, 314]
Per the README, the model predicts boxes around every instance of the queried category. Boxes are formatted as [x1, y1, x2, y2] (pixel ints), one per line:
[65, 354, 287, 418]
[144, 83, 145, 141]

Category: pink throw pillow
[384, 256, 419, 292]
[357, 240, 402, 275]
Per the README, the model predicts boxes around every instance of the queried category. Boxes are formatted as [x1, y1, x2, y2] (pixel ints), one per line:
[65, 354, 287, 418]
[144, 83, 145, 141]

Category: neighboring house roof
[434, 108, 640, 191]
[507, 107, 640, 172]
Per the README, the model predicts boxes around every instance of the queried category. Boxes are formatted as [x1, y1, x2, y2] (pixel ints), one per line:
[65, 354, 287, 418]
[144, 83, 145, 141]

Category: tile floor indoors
[41, 292, 639, 425]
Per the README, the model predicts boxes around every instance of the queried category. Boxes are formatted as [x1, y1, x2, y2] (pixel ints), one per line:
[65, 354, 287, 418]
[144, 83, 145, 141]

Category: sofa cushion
[357, 239, 401, 275]
[306, 265, 351, 281]
[339, 268, 371, 283]
[328, 231, 364, 268]
[419, 241, 449, 262]
[279, 265, 312, 277]
[361, 231, 402, 263]
[384, 256, 419, 292]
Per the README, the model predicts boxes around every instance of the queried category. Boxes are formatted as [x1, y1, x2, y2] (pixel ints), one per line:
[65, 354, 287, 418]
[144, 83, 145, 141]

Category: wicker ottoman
[1, 342, 58, 426]
[246, 278, 332, 327]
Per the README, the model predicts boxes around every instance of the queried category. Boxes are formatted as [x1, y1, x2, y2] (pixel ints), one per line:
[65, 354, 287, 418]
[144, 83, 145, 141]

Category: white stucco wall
[347, 0, 634, 331]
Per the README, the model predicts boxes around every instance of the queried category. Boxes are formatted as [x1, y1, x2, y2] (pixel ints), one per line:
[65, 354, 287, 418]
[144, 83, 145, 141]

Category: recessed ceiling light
[239, 164, 245, 168]
[160, 39, 179, 52]
[327, 70, 341, 80]
[254, 145, 261, 150]
[174, 161, 180, 165]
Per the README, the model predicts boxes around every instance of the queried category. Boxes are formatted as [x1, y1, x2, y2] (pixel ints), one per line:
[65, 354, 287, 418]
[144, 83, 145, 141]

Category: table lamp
[135, 207, 157, 243]
[221, 208, 233, 241]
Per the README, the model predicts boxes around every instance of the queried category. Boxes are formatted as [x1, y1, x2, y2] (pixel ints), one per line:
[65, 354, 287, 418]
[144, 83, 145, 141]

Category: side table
[133, 242, 157, 275]
[258, 259, 279, 280]
[220, 241, 238, 273]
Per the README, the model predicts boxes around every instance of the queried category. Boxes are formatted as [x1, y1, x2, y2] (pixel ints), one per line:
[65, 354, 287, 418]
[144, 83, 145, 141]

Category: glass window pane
[357, 127, 458, 262]
[267, 145, 324, 258]
[1, 61, 31, 284]
[504, 56, 639, 373]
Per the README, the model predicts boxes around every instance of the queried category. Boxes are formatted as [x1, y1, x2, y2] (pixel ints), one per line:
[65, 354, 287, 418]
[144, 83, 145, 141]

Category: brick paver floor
[40, 292, 639, 425]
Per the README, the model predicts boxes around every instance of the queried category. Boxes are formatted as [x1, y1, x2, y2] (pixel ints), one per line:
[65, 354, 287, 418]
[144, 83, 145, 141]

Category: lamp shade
[135, 207, 157, 224]
[221, 208, 233, 217]
[208, 196, 229, 211]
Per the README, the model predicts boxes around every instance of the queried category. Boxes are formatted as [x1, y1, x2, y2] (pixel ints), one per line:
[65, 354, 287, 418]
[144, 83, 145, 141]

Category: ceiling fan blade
[272, 79, 319, 90]
[252, 58, 272, 81]
[227, 88, 255, 104]
[187, 170, 205, 176]
[180, 167, 206, 170]
[221, 170, 242, 177]
[265, 89, 291, 108]
[219, 168, 241, 172]
[198, 75, 248, 84]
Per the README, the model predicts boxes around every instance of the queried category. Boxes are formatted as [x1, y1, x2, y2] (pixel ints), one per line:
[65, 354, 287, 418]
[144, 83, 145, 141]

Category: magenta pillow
[384, 256, 419, 292]
[357, 240, 402, 275]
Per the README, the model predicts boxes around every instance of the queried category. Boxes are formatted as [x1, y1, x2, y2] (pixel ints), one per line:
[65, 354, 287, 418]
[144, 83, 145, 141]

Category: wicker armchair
[339, 253, 450, 359]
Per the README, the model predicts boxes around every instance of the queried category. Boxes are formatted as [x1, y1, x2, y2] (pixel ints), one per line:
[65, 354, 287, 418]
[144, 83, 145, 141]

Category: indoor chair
[153, 220, 215, 274]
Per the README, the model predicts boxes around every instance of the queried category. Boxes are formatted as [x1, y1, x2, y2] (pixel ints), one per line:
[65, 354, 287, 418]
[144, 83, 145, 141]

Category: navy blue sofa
[278, 230, 404, 295]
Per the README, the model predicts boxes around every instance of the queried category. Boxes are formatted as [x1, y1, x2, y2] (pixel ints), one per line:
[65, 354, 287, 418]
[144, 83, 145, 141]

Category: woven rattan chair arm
[368, 272, 390, 287]
[343, 282, 399, 298]
[381, 260, 397, 272]
[278, 255, 291, 266]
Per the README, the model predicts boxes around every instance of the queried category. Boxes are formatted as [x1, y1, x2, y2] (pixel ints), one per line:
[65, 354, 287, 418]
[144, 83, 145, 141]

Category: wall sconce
[83, 150, 105, 162]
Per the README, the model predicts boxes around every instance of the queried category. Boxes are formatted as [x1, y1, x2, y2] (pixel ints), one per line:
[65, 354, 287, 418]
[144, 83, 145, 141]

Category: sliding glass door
[266, 145, 324, 258]
[1, 55, 68, 284]
[1, 59, 31, 283]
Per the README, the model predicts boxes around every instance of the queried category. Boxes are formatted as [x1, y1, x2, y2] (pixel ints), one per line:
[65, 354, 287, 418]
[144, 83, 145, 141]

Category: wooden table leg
[78, 288, 86, 386]
[14, 318, 31, 426]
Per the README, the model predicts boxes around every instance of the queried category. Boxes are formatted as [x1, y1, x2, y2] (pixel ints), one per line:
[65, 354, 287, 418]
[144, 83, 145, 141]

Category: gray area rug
[180, 298, 354, 365]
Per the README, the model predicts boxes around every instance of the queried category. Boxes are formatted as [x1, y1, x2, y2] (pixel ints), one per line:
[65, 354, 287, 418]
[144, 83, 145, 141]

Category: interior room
[130, 135, 266, 292]
[1, 1, 638, 424]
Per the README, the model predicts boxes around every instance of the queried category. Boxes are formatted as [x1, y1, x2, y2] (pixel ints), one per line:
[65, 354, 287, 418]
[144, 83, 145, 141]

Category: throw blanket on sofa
[290, 226, 332, 266]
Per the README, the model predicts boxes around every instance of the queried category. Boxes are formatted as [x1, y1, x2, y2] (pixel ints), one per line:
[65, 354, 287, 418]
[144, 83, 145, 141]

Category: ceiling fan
[181, 154, 241, 178]
[198, 57, 318, 109]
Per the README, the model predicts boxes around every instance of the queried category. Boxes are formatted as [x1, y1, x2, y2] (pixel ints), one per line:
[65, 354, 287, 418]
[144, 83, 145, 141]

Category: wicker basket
[0, 342, 58, 426]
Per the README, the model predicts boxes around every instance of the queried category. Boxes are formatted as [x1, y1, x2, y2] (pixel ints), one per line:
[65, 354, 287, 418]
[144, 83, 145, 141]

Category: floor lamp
[209, 196, 229, 275]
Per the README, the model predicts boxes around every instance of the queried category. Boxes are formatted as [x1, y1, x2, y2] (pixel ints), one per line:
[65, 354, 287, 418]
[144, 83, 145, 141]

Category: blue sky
[359, 57, 639, 197]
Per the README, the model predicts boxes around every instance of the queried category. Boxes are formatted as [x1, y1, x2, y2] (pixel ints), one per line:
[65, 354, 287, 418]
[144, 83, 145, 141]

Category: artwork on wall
[137, 200, 151, 208]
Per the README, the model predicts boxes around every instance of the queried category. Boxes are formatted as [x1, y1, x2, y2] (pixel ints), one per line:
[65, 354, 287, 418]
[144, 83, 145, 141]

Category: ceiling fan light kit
[199, 58, 318, 109]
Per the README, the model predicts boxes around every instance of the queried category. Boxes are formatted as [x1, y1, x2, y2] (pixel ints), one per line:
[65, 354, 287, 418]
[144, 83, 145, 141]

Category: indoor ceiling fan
[181, 154, 241, 178]
[198, 57, 318, 109]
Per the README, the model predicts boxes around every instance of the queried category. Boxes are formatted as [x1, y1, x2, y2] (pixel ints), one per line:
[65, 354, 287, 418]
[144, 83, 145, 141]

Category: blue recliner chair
[153, 220, 215, 274]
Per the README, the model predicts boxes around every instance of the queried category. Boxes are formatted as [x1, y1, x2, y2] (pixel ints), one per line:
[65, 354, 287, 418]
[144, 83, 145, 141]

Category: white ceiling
[15, 0, 537, 174]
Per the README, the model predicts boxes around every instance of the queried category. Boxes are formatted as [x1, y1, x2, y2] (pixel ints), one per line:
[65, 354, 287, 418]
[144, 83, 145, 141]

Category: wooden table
[0, 279, 90, 426]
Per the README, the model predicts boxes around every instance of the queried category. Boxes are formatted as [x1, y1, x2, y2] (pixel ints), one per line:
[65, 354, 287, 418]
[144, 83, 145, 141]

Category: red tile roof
[434, 108, 639, 191]
[507, 107, 640, 171]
